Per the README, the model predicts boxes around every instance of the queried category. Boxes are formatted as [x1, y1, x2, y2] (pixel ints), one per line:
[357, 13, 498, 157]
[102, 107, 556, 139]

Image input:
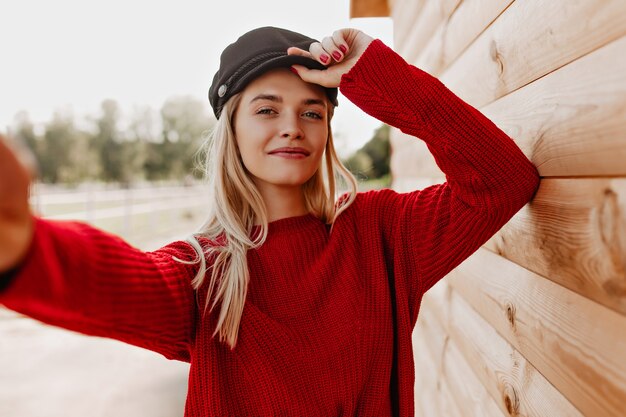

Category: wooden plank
[416, 307, 504, 417]
[399, 0, 462, 63]
[413, 324, 445, 417]
[393, 36, 626, 181]
[415, 0, 513, 76]
[484, 178, 626, 315]
[440, 0, 626, 108]
[448, 248, 626, 417]
[413, 322, 463, 417]
[423, 283, 585, 417]
[391, 0, 425, 50]
[413, 325, 438, 417]
[481, 35, 626, 177]
[350, 0, 390, 18]
[389, 129, 443, 180]
[391, 177, 444, 195]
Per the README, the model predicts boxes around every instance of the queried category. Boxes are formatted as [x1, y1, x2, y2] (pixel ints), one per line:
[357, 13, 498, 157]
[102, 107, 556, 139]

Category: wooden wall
[355, 0, 626, 415]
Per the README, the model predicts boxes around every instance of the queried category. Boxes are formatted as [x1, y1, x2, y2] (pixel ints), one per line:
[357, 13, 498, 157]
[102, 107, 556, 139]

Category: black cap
[209, 26, 339, 119]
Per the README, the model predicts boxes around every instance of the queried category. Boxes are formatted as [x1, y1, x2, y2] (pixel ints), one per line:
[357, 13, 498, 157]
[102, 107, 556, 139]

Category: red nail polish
[290, 66, 298, 75]
[339, 45, 347, 54]
[332, 51, 342, 60]
[320, 54, 329, 63]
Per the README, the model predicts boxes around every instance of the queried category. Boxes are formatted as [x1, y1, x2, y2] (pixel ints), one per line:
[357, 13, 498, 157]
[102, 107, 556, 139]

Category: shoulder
[336, 188, 404, 225]
[355, 188, 403, 211]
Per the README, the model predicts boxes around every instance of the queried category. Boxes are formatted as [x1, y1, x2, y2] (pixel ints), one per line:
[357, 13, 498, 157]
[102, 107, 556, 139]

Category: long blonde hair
[180, 92, 358, 349]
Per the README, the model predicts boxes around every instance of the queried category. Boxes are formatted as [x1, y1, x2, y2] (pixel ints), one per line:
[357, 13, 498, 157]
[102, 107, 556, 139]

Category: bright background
[0, 0, 393, 157]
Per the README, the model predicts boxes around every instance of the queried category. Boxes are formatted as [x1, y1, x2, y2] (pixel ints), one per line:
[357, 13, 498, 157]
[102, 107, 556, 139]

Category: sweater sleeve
[340, 40, 540, 318]
[0, 216, 199, 362]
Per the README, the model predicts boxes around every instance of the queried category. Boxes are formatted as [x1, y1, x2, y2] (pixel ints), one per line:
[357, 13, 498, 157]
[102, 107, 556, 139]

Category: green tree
[90, 99, 146, 184]
[91, 99, 124, 182]
[158, 96, 214, 179]
[343, 124, 391, 180]
[40, 112, 81, 184]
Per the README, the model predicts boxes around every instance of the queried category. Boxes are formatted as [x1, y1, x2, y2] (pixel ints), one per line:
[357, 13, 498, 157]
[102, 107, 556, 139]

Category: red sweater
[0, 40, 539, 416]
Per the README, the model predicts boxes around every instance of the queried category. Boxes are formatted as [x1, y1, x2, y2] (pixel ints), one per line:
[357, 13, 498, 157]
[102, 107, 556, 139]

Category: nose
[279, 112, 304, 140]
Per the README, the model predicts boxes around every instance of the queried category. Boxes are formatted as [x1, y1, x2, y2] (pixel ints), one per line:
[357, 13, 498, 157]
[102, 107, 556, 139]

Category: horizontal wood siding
[389, 0, 626, 415]
[438, 0, 626, 108]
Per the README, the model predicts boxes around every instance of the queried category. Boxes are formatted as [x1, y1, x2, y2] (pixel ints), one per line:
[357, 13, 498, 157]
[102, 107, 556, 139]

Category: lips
[268, 147, 310, 156]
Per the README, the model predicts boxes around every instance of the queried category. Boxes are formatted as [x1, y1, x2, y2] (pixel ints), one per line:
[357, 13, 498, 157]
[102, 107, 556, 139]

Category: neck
[255, 183, 308, 224]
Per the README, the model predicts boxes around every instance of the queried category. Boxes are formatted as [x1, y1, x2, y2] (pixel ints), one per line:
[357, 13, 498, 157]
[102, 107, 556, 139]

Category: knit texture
[0, 39, 540, 417]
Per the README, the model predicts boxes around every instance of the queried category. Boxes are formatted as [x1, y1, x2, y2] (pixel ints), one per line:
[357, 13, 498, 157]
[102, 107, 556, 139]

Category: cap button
[218, 84, 228, 97]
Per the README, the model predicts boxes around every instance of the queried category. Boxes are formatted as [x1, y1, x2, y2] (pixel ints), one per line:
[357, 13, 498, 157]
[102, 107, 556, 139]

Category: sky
[0, 0, 394, 157]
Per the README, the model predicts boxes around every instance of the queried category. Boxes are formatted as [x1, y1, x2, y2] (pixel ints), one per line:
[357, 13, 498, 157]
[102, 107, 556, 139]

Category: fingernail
[320, 54, 329, 63]
[332, 51, 342, 60]
[339, 44, 348, 54]
[290, 66, 298, 75]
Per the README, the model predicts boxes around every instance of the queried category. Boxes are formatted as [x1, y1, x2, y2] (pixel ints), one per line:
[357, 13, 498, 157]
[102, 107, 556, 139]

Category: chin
[270, 170, 316, 186]
[265, 175, 314, 189]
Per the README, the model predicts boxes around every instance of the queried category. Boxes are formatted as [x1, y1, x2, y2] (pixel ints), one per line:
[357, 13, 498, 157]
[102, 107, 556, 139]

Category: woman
[0, 26, 539, 416]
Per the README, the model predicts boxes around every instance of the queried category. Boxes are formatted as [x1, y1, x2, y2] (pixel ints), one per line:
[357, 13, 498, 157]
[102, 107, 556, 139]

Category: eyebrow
[249, 94, 326, 107]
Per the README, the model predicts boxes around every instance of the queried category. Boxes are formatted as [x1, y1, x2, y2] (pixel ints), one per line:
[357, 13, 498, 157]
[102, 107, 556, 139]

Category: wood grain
[389, 128, 443, 179]
[413, 325, 439, 417]
[414, 0, 513, 76]
[440, 0, 626, 108]
[484, 178, 626, 315]
[399, 0, 462, 65]
[395, 36, 626, 178]
[422, 282, 585, 417]
[391, 0, 425, 50]
[481, 35, 626, 177]
[415, 306, 504, 417]
[448, 248, 626, 417]
[413, 322, 464, 417]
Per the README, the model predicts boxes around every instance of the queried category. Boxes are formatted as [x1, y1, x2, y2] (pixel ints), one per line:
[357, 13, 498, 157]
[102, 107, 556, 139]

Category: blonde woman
[0, 26, 539, 416]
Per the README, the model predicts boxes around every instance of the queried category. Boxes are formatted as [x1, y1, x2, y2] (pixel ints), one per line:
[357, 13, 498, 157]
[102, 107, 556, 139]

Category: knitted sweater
[0, 40, 540, 417]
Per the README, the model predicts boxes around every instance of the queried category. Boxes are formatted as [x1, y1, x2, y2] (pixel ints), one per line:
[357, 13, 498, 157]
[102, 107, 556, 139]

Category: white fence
[29, 182, 210, 249]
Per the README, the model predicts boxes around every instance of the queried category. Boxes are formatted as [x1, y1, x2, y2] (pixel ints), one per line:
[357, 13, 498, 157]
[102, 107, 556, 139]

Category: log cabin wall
[351, 0, 626, 416]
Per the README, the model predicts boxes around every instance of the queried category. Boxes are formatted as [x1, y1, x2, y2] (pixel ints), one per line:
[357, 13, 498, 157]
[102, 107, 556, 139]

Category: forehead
[241, 68, 327, 102]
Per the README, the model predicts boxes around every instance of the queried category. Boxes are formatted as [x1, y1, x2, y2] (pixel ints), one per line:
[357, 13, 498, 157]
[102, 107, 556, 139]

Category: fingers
[309, 42, 331, 65]
[301, 29, 349, 66]
[290, 64, 337, 88]
[286, 46, 313, 59]
[321, 37, 343, 63]
[286, 28, 364, 88]
[332, 30, 350, 57]
[287, 29, 354, 68]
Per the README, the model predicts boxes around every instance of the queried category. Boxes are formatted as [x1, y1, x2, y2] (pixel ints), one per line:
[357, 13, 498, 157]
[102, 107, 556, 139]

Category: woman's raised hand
[0, 135, 34, 272]
[287, 28, 374, 88]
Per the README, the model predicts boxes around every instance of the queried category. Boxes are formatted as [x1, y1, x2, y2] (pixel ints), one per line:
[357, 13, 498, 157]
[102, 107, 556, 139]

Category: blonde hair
[181, 91, 357, 349]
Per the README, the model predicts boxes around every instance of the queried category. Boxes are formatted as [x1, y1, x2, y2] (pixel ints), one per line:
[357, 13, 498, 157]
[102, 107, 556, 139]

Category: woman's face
[233, 68, 329, 194]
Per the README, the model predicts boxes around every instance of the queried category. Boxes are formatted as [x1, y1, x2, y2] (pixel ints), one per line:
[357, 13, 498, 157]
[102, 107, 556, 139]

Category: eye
[303, 111, 323, 120]
[256, 107, 276, 115]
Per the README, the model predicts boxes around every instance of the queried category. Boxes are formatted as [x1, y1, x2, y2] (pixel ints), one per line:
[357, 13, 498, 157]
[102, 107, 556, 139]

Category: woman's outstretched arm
[0, 137, 199, 361]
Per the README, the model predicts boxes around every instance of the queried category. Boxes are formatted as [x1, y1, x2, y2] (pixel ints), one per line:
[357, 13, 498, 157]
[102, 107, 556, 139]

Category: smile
[268, 147, 311, 158]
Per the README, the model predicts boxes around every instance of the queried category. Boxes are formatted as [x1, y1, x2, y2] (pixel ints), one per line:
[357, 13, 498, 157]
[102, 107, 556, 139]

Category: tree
[41, 111, 93, 184]
[90, 99, 124, 183]
[158, 95, 215, 180]
[343, 124, 391, 180]
[90, 99, 146, 184]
